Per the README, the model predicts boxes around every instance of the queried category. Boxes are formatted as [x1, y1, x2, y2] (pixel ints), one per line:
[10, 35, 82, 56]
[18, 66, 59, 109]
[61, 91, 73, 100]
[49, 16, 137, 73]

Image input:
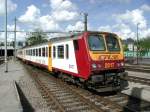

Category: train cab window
[46, 47, 48, 57]
[42, 47, 45, 57]
[66, 44, 69, 59]
[88, 35, 105, 51]
[53, 46, 56, 58]
[36, 49, 38, 56]
[106, 34, 120, 51]
[39, 48, 41, 56]
[57, 45, 64, 59]
[49, 46, 51, 58]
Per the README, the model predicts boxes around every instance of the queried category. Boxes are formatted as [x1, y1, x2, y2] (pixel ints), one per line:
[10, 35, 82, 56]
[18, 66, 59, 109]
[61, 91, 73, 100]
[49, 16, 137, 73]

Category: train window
[36, 49, 38, 56]
[73, 40, 79, 50]
[66, 44, 69, 59]
[57, 45, 64, 59]
[106, 34, 120, 51]
[33, 49, 35, 56]
[42, 47, 45, 57]
[49, 46, 51, 58]
[27, 50, 29, 55]
[53, 46, 56, 58]
[46, 47, 48, 57]
[31, 49, 33, 56]
[88, 35, 105, 51]
[29, 49, 31, 56]
[39, 48, 41, 56]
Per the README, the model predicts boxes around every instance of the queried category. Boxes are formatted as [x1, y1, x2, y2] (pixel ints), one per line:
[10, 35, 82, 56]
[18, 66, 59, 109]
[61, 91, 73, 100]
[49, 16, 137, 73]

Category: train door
[48, 44, 52, 71]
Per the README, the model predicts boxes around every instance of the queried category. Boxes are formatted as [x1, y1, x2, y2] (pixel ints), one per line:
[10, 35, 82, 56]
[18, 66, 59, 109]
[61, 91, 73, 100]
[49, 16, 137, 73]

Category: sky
[0, 0, 150, 42]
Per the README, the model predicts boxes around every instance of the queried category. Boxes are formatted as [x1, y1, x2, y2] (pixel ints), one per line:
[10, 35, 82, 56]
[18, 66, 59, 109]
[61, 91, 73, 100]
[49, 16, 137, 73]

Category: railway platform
[0, 59, 23, 112]
[122, 81, 150, 102]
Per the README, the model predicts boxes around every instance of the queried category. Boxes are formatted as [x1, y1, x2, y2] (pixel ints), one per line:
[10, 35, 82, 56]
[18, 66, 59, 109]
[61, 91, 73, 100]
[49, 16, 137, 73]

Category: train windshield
[88, 35, 105, 51]
[106, 34, 120, 51]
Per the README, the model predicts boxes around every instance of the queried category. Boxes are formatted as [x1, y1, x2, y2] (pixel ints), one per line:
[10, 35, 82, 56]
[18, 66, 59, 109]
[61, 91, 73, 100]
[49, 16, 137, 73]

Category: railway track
[125, 65, 150, 73]
[124, 76, 150, 86]
[25, 64, 150, 112]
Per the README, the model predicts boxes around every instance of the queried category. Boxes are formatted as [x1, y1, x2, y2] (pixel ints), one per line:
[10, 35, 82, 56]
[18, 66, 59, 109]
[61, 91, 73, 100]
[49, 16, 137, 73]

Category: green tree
[26, 29, 48, 46]
[123, 44, 129, 51]
[138, 36, 150, 56]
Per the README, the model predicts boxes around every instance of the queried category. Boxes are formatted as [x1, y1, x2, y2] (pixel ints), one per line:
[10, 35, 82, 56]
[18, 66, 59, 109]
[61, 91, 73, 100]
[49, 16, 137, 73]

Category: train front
[86, 32, 128, 92]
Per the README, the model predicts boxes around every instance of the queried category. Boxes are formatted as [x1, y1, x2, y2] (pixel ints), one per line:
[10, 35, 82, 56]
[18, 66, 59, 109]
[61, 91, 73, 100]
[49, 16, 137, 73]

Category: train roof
[20, 31, 118, 49]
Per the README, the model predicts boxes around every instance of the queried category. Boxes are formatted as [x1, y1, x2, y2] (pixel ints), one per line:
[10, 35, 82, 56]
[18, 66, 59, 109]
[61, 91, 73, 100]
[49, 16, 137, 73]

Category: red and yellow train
[17, 31, 127, 92]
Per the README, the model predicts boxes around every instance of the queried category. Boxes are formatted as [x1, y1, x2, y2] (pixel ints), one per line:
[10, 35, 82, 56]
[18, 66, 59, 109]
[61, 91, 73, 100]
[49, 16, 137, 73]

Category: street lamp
[136, 23, 140, 65]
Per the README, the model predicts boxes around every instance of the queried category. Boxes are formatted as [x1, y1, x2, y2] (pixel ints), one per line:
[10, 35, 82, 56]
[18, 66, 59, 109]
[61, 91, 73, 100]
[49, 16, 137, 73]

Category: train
[17, 31, 128, 92]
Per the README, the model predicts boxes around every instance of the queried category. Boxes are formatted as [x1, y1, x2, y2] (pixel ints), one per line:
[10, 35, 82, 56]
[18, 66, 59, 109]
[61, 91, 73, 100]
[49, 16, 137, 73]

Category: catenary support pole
[136, 23, 139, 65]
[4, 0, 8, 72]
[83, 13, 88, 31]
[14, 17, 17, 59]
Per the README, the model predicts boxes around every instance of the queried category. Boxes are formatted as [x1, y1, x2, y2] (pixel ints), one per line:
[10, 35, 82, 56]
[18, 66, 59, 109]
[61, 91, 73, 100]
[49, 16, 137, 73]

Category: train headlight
[117, 63, 120, 67]
[120, 62, 124, 66]
[92, 63, 97, 69]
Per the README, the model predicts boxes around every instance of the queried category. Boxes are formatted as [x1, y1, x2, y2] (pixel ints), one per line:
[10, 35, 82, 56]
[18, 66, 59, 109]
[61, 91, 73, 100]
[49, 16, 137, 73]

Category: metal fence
[124, 51, 150, 65]
[124, 51, 150, 58]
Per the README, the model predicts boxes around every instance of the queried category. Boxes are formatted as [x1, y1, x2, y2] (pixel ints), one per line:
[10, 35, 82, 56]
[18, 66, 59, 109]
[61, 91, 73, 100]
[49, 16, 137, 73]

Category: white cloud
[109, 5, 150, 39]
[52, 10, 78, 21]
[50, 0, 76, 11]
[115, 9, 147, 29]
[19, 5, 40, 23]
[66, 21, 84, 31]
[39, 15, 60, 31]
[141, 4, 150, 12]
[50, 0, 78, 22]
[18, 0, 79, 31]
[98, 25, 112, 32]
[18, 5, 61, 31]
[0, 0, 17, 15]
[89, 0, 131, 4]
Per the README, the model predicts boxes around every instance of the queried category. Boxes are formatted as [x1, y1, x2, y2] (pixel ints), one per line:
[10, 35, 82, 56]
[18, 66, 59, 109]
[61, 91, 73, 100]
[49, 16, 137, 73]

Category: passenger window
[31, 49, 33, 56]
[53, 46, 56, 58]
[66, 44, 69, 59]
[42, 47, 45, 57]
[39, 48, 41, 56]
[57, 45, 64, 59]
[36, 49, 38, 56]
[33, 49, 35, 56]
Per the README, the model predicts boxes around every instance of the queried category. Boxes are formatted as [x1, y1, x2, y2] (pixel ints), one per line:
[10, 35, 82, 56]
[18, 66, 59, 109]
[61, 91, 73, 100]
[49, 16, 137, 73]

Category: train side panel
[51, 40, 78, 75]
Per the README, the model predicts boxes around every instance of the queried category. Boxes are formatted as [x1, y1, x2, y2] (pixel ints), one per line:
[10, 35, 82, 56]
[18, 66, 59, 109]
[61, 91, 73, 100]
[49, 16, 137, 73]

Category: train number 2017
[105, 63, 114, 68]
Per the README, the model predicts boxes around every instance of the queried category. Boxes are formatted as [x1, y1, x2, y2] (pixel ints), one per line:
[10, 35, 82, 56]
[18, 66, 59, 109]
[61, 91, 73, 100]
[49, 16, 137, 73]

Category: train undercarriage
[53, 69, 128, 92]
